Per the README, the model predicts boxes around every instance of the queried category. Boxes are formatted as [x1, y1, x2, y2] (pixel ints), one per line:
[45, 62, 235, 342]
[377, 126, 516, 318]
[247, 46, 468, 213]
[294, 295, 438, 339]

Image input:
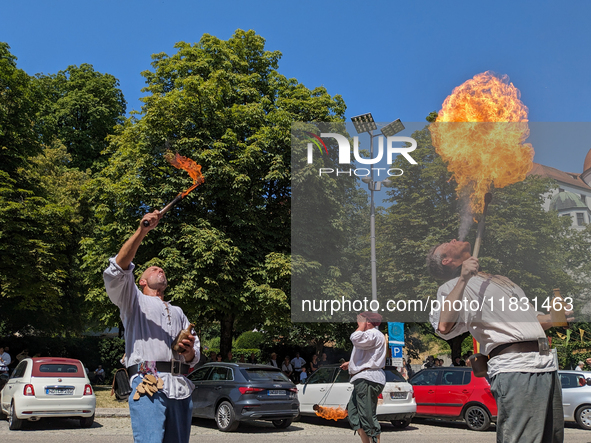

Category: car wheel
[391, 418, 411, 428]
[80, 413, 95, 428]
[464, 405, 491, 431]
[9, 401, 24, 430]
[272, 419, 292, 429]
[215, 401, 239, 432]
[576, 405, 591, 430]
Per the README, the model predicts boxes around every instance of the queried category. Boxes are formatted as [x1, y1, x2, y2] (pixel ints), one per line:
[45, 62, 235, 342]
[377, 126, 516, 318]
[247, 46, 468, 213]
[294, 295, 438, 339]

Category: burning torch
[142, 152, 204, 227]
[472, 192, 492, 259]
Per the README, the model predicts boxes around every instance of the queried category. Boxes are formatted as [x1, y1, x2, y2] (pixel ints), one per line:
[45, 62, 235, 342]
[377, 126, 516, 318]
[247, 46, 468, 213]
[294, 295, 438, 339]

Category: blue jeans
[128, 376, 193, 443]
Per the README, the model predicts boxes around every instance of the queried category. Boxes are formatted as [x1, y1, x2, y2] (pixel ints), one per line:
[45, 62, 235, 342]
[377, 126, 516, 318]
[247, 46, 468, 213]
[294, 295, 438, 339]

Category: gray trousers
[489, 371, 563, 443]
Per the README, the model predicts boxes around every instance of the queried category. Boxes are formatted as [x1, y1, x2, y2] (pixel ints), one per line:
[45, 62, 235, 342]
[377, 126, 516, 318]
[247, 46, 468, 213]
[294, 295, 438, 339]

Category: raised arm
[116, 211, 161, 270]
[438, 256, 478, 334]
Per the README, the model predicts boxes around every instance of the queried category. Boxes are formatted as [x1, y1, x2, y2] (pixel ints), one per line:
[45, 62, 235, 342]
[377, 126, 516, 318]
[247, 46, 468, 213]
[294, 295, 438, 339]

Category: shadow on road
[191, 417, 304, 433]
[11, 418, 103, 431]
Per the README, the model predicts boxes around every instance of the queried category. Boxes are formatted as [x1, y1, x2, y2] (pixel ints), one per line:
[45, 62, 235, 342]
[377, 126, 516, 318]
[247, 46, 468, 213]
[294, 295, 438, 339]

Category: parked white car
[559, 370, 591, 430]
[298, 365, 416, 428]
[1, 357, 96, 430]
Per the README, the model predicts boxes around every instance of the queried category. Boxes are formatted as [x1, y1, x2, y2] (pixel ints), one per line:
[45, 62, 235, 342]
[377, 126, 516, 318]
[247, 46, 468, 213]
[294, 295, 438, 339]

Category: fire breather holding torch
[472, 192, 493, 259]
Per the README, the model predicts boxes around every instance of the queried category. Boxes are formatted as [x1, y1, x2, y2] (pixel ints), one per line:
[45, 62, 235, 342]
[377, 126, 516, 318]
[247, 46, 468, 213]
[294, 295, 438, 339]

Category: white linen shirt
[103, 256, 200, 399]
[348, 327, 386, 385]
[429, 273, 556, 378]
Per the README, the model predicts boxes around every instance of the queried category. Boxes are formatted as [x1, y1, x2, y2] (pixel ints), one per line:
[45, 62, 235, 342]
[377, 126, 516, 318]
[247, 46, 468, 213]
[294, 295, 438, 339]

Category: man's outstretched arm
[116, 211, 161, 270]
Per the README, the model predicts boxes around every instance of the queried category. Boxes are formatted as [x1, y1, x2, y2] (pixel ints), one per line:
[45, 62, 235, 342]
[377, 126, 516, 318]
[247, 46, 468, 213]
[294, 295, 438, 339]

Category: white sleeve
[429, 285, 469, 340]
[350, 329, 383, 350]
[103, 256, 139, 315]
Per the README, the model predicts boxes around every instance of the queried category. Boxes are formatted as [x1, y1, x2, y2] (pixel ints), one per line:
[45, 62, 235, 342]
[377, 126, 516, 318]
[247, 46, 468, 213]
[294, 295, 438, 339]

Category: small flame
[429, 71, 534, 214]
[165, 151, 205, 197]
[313, 405, 348, 421]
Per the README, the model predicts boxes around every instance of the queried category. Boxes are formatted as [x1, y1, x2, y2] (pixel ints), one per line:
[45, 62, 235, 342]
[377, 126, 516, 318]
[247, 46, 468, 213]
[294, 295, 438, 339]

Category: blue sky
[3, 0, 591, 173]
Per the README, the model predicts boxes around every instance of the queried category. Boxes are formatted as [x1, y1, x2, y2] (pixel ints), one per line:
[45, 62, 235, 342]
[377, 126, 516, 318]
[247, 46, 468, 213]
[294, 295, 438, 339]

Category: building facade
[528, 149, 591, 229]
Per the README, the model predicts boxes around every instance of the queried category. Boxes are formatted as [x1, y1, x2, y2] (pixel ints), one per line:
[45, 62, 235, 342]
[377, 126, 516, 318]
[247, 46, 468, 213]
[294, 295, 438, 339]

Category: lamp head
[351, 113, 377, 134]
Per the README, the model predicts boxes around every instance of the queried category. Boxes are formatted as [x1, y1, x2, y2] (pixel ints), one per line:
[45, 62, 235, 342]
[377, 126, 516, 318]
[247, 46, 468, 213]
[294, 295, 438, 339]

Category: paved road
[0, 416, 590, 443]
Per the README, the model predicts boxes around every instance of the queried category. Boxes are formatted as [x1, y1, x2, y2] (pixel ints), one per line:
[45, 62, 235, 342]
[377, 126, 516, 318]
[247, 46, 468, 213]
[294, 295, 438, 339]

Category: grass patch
[94, 385, 129, 408]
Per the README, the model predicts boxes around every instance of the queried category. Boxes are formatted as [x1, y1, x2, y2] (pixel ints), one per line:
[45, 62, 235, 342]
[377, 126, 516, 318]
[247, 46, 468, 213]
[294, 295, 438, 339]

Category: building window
[582, 195, 587, 205]
[577, 213, 585, 226]
[559, 188, 565, 193]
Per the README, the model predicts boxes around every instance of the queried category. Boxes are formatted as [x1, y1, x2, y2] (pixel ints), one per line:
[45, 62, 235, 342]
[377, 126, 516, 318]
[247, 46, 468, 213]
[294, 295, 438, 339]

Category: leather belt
[489, 340, 539, 359]
[127, 361, 190, 377]
[350, 367, 372, 377]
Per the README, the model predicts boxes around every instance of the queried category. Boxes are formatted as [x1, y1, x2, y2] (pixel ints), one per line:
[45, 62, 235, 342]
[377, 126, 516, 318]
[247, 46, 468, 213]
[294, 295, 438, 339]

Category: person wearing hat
[340, 312, 386, 443]
[576, 361, 585, 371]
[268, 352, 279, 368]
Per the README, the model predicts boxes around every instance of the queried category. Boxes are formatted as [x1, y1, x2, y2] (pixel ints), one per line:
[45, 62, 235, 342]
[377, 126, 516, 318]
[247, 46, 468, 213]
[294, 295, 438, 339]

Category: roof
[415, 366, 472, 371]
[31, 357, 82, 364]
[201, 362, 280, 369]
[528, 163, 591, 191]
[584, 148, 591, 173]
[549, 191, 588, 211]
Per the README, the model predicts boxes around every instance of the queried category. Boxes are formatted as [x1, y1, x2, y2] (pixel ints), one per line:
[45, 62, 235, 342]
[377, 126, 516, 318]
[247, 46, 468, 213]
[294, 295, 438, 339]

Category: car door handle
[347, 387, 353, 391]
[214, 386, 222, 390]
[320, 388, 326, 392]
[462, 390, 470, 394]
[428, 390, 435, 394]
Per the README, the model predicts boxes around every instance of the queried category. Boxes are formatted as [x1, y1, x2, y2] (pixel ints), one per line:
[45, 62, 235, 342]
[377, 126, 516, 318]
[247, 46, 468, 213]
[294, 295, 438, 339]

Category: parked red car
[409, 367, 497, 431]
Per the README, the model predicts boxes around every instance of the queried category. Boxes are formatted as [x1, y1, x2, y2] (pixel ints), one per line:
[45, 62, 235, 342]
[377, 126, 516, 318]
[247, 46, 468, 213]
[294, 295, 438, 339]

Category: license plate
[390, 392, 407, 399]
[268, 390, 284, 396]
[46, 388, 74, 395]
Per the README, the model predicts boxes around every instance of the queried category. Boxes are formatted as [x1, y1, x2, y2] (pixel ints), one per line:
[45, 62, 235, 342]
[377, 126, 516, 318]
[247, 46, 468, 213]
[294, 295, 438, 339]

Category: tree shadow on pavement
[191, 417, 304, 433]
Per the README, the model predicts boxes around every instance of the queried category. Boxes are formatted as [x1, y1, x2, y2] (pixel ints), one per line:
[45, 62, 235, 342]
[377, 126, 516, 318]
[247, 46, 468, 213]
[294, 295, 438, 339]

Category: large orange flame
[165, 151, 205, 197]
[429, 71, 534, 213]
[313, 405, 348, 421]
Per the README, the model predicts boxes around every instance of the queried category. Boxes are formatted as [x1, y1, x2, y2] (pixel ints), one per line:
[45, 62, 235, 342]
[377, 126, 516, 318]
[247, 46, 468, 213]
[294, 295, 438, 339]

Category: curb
[96, 407, 130, 417]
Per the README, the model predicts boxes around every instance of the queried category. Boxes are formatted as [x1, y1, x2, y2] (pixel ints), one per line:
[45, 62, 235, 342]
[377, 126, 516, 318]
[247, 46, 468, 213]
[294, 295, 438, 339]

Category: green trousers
[347, 378, 384, 443]
[490, 371, 563, 443]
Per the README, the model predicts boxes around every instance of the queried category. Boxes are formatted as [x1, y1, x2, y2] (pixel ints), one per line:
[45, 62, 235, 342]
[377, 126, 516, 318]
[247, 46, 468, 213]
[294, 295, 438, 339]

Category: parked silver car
[559, 370, 591, 430]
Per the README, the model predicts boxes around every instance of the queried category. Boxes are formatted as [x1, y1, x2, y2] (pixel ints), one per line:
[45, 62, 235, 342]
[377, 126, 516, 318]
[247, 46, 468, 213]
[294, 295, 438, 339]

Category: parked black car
[188, 362, 299, 432]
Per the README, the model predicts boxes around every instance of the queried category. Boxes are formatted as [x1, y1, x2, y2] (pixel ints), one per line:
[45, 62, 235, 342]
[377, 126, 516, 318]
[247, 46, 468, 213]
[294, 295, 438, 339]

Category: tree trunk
[315, 340, 324, 356]
[446, 332, 470, 362]
[220, 313, 235, 358]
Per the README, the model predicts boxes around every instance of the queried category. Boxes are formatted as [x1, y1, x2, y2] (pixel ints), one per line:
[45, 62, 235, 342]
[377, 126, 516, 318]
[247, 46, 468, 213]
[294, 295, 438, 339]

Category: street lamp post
[351, 114, 405, 304]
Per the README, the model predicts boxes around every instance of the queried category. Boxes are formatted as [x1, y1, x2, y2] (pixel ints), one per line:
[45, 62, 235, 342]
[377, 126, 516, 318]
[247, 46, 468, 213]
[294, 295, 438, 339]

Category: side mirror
[586, 378, 591, 386]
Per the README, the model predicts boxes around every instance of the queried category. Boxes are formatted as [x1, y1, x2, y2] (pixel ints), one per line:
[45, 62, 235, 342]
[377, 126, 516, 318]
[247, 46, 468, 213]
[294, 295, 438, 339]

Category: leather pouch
[468, 353, 489, 377]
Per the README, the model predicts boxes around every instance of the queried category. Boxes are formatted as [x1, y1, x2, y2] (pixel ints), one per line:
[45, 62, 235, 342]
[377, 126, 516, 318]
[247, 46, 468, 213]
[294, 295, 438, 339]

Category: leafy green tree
[35, 64, 126, 172]
[82, 30, 346, 356]
[0, 44, 117, 335]
[378, 123, 591, 359]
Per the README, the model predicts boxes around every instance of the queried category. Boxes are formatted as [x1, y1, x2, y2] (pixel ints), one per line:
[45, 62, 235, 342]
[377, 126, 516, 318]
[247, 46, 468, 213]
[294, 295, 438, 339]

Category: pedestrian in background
[0, 347, 11, 374]
[340, 312, 386, 443]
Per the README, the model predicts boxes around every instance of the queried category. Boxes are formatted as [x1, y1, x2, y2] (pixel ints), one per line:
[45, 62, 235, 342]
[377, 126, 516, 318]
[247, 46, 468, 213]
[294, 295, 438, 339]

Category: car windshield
[40, 364, 78, 373]
[242, 369, 291, 382]
[32, 361, 85, 377]
[385, 368, 406, 383]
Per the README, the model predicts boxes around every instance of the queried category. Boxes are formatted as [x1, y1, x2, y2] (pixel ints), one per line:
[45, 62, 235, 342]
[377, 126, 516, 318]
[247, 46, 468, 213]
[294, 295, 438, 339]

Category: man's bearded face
[141, 266, 168, 291]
